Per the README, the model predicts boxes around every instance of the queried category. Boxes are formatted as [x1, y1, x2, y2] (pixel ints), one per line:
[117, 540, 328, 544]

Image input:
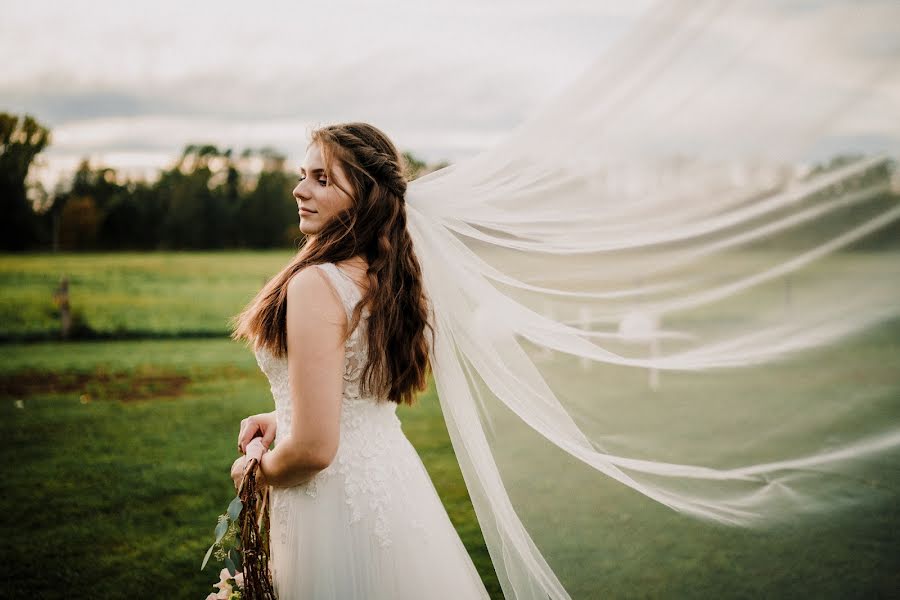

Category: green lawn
[4, 334, 898, 599]
[0, 338, 501, 599]
[2, 251, 897, 599]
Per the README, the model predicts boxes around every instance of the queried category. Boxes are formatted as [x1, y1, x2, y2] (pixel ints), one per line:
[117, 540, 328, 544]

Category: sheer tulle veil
[402, 2, 900, 598]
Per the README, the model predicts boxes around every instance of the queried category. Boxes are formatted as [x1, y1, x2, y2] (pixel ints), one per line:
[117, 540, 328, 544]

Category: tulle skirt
[268, 433, 490, 600]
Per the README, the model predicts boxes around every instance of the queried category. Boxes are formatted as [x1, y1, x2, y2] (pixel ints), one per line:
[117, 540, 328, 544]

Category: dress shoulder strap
[313, 262, 361, 322]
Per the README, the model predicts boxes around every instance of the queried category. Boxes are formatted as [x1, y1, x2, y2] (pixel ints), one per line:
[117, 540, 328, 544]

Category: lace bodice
[253, 262, 417, 547]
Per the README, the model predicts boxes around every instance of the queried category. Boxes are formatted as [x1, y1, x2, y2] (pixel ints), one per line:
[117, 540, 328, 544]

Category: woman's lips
[300, 208, 317, 215]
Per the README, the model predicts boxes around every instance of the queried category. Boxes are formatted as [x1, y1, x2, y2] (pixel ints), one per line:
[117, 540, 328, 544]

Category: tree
[58, 196, 101, 250]
[0, 113, 51, 250]
[402, 150, 450, 181]
[237, 169, 297, 248]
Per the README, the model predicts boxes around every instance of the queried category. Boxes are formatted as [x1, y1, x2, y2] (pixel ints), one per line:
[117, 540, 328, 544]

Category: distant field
[4, 250, 898, 344]
[0, 251, 296, 340]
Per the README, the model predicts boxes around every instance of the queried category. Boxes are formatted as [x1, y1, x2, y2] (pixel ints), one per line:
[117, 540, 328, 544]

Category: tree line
[0, 112, 447, 252]
[2, 111, 897, 252]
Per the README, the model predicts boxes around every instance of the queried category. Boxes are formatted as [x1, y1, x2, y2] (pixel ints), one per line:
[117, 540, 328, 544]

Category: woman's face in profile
[293, 142, 354, 236]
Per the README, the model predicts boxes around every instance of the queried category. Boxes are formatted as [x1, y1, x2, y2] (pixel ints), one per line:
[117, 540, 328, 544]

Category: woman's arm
[257, 266, 345, 488]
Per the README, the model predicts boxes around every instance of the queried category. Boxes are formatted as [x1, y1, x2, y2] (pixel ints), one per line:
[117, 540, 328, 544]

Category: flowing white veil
[403, 2, 900, 598]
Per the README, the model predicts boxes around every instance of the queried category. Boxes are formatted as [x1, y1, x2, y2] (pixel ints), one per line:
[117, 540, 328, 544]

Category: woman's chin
[299, 222, 318, 235]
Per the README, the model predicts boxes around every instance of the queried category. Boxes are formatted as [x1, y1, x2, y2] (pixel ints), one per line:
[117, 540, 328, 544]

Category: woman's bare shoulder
[286, 265, 346, 323]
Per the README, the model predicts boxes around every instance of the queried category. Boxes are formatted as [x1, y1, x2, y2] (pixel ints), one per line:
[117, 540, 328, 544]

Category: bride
[229, 122, 490, 599]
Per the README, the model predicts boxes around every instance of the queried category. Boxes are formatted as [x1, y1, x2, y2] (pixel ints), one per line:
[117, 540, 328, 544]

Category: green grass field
[0, 338, 501, 599]
[2, 251, 898, 599]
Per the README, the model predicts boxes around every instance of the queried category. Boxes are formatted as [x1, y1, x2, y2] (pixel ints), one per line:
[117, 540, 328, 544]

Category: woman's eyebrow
[299, 167, 326, 175]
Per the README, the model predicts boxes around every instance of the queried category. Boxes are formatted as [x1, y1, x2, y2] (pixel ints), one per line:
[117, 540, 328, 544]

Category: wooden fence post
[53, 276, 72, 339]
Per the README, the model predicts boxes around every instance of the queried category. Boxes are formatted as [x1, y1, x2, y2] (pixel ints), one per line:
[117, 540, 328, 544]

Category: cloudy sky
[2, 0, 898, 187]
[1, 0, 652, 185]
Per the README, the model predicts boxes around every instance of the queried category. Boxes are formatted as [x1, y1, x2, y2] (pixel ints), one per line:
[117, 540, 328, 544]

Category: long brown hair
[230, 122, 434, 406]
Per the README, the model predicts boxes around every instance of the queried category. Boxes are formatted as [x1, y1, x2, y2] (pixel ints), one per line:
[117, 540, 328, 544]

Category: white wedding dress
[254, 262, 490, 600]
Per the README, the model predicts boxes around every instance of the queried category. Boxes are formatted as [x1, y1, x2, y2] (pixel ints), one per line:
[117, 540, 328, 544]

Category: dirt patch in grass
[0, 370, 191, 402]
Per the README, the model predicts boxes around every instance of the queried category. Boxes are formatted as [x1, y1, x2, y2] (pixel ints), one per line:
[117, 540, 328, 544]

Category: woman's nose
[293, 182, 309, 201]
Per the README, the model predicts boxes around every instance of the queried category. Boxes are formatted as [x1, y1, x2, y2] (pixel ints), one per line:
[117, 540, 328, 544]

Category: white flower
[213, 568, 233, 599]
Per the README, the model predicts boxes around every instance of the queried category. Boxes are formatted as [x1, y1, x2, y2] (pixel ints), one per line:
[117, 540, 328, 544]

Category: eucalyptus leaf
[227, 495, 243, 521]
[225, 552, 237, 577]
[215, 518, 229, 544]
[201, 542, 215, 571]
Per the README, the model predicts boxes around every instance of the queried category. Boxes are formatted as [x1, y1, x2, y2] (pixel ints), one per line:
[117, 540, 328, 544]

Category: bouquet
[201, 445, 276, 599]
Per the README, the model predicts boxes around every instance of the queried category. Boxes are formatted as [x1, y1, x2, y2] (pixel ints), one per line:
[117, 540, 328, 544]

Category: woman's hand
[230, 455, 249, 491]
[238, 411, 277, 454]
[231, 438, 270, 491]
